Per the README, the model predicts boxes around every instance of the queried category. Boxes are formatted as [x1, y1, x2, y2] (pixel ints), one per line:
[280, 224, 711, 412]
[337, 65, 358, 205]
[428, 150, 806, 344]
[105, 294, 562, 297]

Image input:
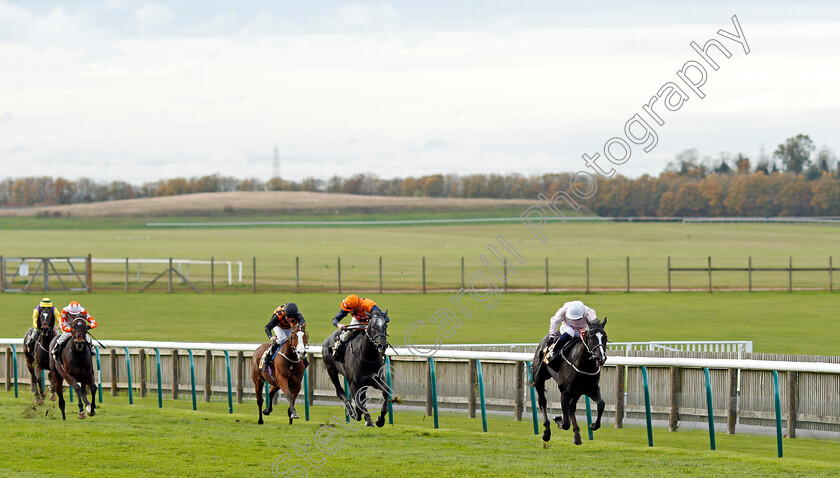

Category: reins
[560, 330, 607, 376]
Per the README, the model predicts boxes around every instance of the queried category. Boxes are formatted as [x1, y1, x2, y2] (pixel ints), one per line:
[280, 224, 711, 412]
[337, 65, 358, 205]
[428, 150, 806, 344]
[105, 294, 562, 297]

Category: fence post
[224, 351, 233, 414]
[236, 351, 244, 404]
[787, 371, 798, 439]
[110, 349, 118, 397]
[307, 357, 316, 405]
[154, 348, 162, 408]
[204, 350, 212, 402]
[95, 347, 102, 403]
[772, 370, 783, 458]
[337, 257, 341, 294]
[669, 366, 680, 432]
[503, 258, 507, 293]
[703, 368, 716, 450]
[615, 365, 625, 428]
[384, 355, 394, 424]
[211, 257, 215, 294]
[545, 257, 549, 294]
[422, 256, 426, 293]
[727, 368, 737, 435]
[296, 257, 300, 293]
[425, 358, 432, 416]
[585, 396, 594, 440]
[125, 257, 129, 293]
[379, 256, 383, 294]
[641, 366, 653, 446]
[461, 257, 465, 289]
[168, 257, 173, 293]
[5, 346, 10, 392]
[429, 357, 439, 429]
[708, 256, 712, 293]
[172, 350, 180, 400]
[667, 256, 671, 292]
[830, 256, 833, 292]
[526, 361, 539, 435]
[626, 256, 630, 292]
[252, 257, 256, 294]
[139, 349, 147, 398]
[0, 254, 5, 292]
[85, 253, 92, 292]
[476, 359, 488, 432]
[514, 361, 524, 421]
[188, 349, 197, 411]
[788, 256, 793, 293]
[124, 347, 133, 405]
[585, 257, 590, 294]
[468, 359, 477, 418]
[10, 345, 18, 397]
[748, 256, 752, 292]
[303, 361, 310, 421]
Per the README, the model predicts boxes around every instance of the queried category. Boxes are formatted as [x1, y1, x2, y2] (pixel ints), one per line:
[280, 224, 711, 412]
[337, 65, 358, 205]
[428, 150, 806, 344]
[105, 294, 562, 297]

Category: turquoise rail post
[772, 370, 783, 458]
[703, 368, 716, 450]
[41, 369, 45, 392]
[302, 363, 310, 421]
[69, 383, 73, 402]
[526, 361, 539, 435]
[95, 346, 102, 403]
[641, 366, 653, 447]
[154, 348, 162, 408]
[224, 351, 233, 414]
[11, 344, 17, 398]
[265, 381, 270, 411]
[385, 355, 394, 425]
[187, 349, 197, 411]
[585, 396, 594, 441]
[344, 377, 350, 423]
[124, 347, 133, 405]
[475, 359, 488, 432]
[429, 357, 439, 429]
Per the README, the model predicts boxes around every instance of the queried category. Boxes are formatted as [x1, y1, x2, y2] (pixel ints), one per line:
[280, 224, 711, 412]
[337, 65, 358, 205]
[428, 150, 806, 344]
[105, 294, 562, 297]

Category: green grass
[1, 291, 838, 355]
[1, 393, 838, 477]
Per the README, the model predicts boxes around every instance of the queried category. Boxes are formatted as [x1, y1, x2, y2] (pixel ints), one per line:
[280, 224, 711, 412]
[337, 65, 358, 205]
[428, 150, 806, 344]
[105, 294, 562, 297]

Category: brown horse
[24, 312, 58, 404]
[250, 325, 308, 425]
[49, 317, 97, 420]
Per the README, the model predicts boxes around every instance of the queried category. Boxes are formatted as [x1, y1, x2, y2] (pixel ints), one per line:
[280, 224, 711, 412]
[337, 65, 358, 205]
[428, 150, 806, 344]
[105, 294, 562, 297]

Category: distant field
[2, 221, 839, 290]
[1, 394, 838, 477]
[0, 291, 838, 355]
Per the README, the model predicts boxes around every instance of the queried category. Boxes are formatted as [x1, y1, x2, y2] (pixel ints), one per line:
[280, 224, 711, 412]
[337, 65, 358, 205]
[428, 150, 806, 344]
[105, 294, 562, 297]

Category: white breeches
[273, 326, 292, 345]
[559, 324, 579, 338]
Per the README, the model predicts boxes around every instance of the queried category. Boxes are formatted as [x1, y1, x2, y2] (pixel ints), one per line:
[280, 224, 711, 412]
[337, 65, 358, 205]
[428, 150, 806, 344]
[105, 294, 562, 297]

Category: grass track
[2, 394, 840, 477]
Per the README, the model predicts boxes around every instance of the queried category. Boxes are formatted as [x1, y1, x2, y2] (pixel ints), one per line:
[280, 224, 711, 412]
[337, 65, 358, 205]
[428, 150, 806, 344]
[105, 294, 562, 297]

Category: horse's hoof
[365, 421, 374, 427]
[78, 411, 87, 420]
[376, 416, 385, 428]
[542, 430, 551, 442]
[589, 423, 600, 431]
[86, 405, 95, 416]
[258, 419, 264, 425]
[262, 409, 271, 415]
[35, 398, 44, 406]
[50, 393, 56, 401]
[574, 436, 582, 446]
[290, 412, 299, 419]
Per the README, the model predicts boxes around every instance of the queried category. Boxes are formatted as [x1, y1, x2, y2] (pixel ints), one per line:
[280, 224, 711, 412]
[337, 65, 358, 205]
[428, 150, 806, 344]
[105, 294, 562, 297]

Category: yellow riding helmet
[39, 298, 52, 308]
[341, 294, 361, 312]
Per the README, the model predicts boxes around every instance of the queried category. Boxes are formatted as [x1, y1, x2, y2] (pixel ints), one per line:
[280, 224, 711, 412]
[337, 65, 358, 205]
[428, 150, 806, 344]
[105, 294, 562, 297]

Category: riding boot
[332, 338, 346, 362]
[546, 334, 573, 365]
[27, 330, 39, 354]
[262, 342, 278, 373]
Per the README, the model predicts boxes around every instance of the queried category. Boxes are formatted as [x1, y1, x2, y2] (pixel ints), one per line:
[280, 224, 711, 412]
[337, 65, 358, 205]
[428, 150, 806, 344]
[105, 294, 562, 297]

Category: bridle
[278, 326, 308, 363]
[560, 328, 607, 376]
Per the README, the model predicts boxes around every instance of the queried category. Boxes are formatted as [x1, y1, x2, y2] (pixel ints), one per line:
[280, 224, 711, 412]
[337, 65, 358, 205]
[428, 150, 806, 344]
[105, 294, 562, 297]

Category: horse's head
[581, 318, 608, 366]
[70, 316, 89, 352]
[38, 310, 53, 332]
[289, 325, 308, 360]
[366, 310, 389, 355]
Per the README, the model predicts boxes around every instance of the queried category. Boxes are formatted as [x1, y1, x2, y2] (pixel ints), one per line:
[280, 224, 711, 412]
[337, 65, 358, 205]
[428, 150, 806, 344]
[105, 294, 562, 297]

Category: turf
[1, 393, 838, 477]
[0, 291, 837, 355]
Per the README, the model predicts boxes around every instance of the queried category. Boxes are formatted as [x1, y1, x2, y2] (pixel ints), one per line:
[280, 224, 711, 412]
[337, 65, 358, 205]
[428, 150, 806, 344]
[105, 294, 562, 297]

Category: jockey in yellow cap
[25, 298, 59, 353]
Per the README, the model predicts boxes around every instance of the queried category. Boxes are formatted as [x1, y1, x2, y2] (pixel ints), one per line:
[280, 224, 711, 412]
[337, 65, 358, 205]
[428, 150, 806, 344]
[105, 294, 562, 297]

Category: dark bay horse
[250, 325, 308, 425]
[49, 317, 97, 420]
[24, 313, 58, 404]
[321, 310, 391, 427]
[531, 319, 608, 445]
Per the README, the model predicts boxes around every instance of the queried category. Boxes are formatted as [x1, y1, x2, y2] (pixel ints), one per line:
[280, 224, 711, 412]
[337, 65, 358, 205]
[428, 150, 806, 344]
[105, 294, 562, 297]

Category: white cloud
[325, 3, 399, 32]
[131, 4, 174, 33]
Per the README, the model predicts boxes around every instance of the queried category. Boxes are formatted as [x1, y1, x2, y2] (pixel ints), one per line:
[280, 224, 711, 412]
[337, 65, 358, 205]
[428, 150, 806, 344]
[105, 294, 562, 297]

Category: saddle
[258, 347, 276, 371]
[541, 337, 581, 365]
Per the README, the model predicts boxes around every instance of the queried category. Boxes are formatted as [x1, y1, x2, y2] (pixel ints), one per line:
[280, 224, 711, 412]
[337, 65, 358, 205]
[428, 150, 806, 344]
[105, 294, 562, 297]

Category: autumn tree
[774, 134, 815, 174]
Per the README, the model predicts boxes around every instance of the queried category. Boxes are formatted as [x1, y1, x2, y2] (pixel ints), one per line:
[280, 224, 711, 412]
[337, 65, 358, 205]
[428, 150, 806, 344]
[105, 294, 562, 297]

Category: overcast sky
[1, 1, 838, 183]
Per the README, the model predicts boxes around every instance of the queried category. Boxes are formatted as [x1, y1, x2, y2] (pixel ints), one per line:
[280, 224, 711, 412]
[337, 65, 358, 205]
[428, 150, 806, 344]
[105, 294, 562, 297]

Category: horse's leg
[534, 376, 552, 442]
[558, 392, 571, 430]
[66, 377, 87, 420]
[88, 376, 97, 417]
[254, 379, 265, 425]
[27, 362, 41, 403]
[357, 385, 373, 427]
[375, 385, 388, 428]
[286, 379, 301, 424]
[588, 386, 605, 431]
[265, 384, 280, 416]
[568, 395, 582, 445]
[48, 366, 57, 401]
[55, 378, 66, 421]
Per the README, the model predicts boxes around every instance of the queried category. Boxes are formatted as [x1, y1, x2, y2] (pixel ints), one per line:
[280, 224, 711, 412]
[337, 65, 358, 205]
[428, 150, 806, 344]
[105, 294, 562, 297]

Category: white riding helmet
[67, 301, 83, 314]
[566, 301, 586, 320]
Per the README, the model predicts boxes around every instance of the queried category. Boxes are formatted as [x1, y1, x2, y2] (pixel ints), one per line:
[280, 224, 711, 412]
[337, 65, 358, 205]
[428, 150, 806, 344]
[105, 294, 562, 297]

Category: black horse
[531, 319, 608, 445]
[24, 313, 58, 404]
[322, 309, 391, 427]
[49, 317, 98, 420]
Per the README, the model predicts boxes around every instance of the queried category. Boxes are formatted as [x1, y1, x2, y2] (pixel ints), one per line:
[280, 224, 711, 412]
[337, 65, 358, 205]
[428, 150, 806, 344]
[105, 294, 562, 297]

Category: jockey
[26, 298, 59, 353]
[52, 301, 97, 361]
[330, 294, 388, 359]
[263, 302, 306, 372]
[545, 300, 598, 363]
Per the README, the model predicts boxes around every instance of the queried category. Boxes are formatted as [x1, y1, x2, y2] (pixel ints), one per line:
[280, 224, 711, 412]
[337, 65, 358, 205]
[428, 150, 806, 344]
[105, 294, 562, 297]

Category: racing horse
[49, 317, 97, 420]
[250, 325, 308, 425]
[24, 311, 58, 404]
[531, 319, 608, 445]
[322, 309, 391, 427]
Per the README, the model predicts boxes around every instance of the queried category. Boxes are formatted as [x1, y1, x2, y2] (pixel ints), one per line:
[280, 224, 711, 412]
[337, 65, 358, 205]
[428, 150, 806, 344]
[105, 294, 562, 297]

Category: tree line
[2, 135, 838, 217]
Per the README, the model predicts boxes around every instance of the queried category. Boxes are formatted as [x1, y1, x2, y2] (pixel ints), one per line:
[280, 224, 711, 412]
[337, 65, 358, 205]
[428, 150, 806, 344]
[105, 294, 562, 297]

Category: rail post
[124, 347, 133, 405]
[503, 257, 507, 293]
[4, 346, 9, 392]
[788, 256, 793, 293]
[154, 348, 162, 408]
[70, 381, 73, 402]
[772, 370, 783, 458]
[168, 257, 173, 293]
[110, 349, 118, 396]
[727, 368, 737, 435]
[514, 361, 524, 421]
[188, 349, 197, 410]
[385, 355, 394, 424]
[526, 361, 539, 435]
[236, 351, 244, 404]
[204, 350, 212, 402]
[669, 366, 680, 431]
[337, 257, 341, 294]
[211, 257, 215, 294]
[830, 256, 834, 292]
[344, 377, 350, 423]
[303, 361, 310, 421]
[139, 349, 147, 398]
[615, 365, 625, 428]
[468, 359, 477, 418]
[422, 256, 426, 293]
[707, 256, 712, 293]
[545, 257, 549, 294]
[703, 367, 715, 450]
[667, 256, 671, 292]
[172, 349, 179, 400]
[125, 257, 129, 292]
[224, 351, 233, 414]
[0, 254, 5, 292]
[476, 359, 488, 432]
[787, 371, 798, 439]
[585, 257, 590, 294]
[86, 253, 92, 292]
[748, 256, 752, 292]
[428, 357, 439, 428]
[626, 256, 630, 292]
[296, 256, 300, 293]
[11, 345, 18, 398]
[252, 257, 256, 294]
[378, 256, 383, 294]
[95, 346, 102, 403]
[585, 396, 594, 440]
[461, 256, 465, 289]
[641, 366, 653, 446]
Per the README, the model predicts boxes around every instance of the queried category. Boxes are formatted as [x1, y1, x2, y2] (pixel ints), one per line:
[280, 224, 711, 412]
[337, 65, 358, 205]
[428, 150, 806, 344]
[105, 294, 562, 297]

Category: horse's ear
[602, 317, 607, 327]
[384, 309, 389, 316]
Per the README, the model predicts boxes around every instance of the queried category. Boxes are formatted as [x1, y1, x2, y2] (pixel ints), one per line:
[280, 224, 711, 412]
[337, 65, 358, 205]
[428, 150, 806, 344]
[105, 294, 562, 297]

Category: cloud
[131, 4, 174, 32]
[422, 139, 451, 151]
[0, 112, 12, 123]
[325, 3, 399, 32]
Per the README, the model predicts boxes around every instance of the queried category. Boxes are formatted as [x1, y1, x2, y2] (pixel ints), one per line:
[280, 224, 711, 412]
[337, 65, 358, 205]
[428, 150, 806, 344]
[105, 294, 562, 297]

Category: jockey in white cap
[545, 300, 598, 363]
